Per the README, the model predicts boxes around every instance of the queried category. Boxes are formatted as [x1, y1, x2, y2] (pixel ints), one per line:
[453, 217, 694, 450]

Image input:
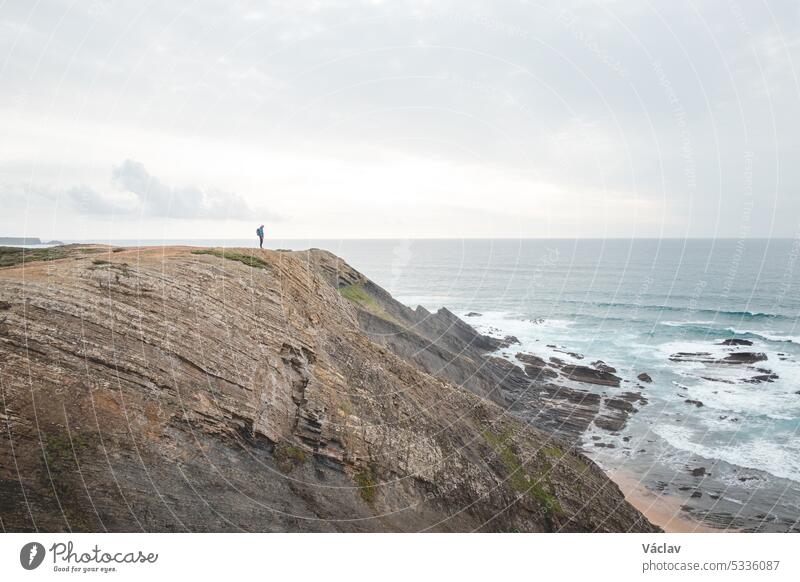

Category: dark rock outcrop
[722, 352, 768, 365]
[719, 338, 753, 346]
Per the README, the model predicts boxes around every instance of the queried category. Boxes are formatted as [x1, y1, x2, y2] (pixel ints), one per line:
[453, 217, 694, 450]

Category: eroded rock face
[0, 246, 657, 533]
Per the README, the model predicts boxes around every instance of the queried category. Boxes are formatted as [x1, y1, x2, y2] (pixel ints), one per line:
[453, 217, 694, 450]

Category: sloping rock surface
[0, 246, 657, 532]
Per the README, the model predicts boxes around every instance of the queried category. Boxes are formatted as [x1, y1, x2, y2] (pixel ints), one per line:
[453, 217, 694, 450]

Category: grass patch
[339, 283, 377, 308]
[42, 432, 95, 532]
[92, 259, 111, 266]
[483, 428, 564, 515]
[338, 283, 401, 326]
[274, 443, 307, 472]
[0, 245, 102, 268]
[354, 467, 377, 504]
[44, 433, 88, 460]
[541, 445, 564, 459]
[191, 248, 269, 269]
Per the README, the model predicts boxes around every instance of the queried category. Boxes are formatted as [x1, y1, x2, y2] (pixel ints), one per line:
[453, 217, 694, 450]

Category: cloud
[111, 159, 263, 220]
[67, 184, 133, 215]
[62, 159, 281, 222]
[2, 1, 798, 237]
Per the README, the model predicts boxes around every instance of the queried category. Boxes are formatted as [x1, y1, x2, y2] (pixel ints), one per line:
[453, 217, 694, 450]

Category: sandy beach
[608, 470, 730, 533]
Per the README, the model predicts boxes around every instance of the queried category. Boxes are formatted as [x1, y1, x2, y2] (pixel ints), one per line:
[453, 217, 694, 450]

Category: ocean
[73, 237, 800, 529]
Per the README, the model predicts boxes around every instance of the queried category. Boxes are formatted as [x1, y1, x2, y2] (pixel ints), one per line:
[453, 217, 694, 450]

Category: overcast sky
[1, 0, 798, 240]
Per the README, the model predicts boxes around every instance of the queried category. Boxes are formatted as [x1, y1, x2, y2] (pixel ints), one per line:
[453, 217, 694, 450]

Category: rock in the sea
[744, 372, 779, 384]
[558, 364, 621, 387]
[671, 350, 768, 366]
[637, 372, 653, 383]
[690, 467, 707, 477]
[719, 338, 753, 346]
[465, 311, 482, 317]
[592, 360, 617, 374]
[722, 352, 768, 364]
[517, 353, 547, 367]
[685, 399, 704, 407]
[670, 352, 714, 363]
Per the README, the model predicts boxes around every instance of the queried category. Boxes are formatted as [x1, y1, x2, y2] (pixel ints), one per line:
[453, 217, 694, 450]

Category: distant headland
[0, 237, 63, 246]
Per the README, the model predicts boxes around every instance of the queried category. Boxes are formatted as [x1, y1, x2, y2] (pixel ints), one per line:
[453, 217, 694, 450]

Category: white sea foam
[688, 378, 800, 421]
[723, 328, 800, 345]
[653, 424, 800, 483]
[464, 309, 800, 485]
[659, 320, 717, 328]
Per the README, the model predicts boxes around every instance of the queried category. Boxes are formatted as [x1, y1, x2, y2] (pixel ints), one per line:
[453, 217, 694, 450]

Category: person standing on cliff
[256, 224, 265, 249]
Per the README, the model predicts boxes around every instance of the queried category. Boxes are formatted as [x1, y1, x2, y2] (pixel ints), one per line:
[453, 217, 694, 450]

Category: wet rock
[564, 365, 621, 387]
[744, 372, 779, 384]
[592, 360, 617, 374]
[593, 442, 616, 449]
[685, 399, 704, 407]
[719, 338, 753, 346]
[497, 335, 520, 348]
[671, 350, 767, 367]
[637, 373, 653, 383]
[701, 376, 735, 384]
[620, 392, 648, 405]
[517, 353, 547, 368]
[552, 362, 622, 387]
[605, 398, 635, 413]
[526, 366, 558, 379]
[670, 351, 714, 363]
[465, 312, 482, 317]
[516, 353, 558, 379]
[691, 491, 702, 498]
[690, 467, 707, 477]
[594, 416, 626, 432]
[722, 352, 768, 364]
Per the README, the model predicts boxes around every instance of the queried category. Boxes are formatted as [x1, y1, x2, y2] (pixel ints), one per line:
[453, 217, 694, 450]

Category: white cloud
[0, 0, 798, 238]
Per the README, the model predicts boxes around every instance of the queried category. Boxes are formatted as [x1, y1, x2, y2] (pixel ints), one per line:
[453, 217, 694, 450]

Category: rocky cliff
[0, 245, 657, 532]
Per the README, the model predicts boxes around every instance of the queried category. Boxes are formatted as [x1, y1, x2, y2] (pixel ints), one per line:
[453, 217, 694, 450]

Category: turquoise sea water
[76, 238, 800, 527]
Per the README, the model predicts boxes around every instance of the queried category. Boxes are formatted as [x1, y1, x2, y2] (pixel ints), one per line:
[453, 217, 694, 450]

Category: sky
[0, 0, 798, 240]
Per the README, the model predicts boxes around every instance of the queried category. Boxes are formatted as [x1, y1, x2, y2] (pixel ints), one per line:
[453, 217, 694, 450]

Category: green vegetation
[274, 443, 308, 472]
[541, 445, 564, 459]
[0, 245, 102, 268]
[44, 432, 88, 460]
[483, 428, 564, 515]
[354, 467, 377, 504]
[339, 283, 376, 308]
[191, 248, 269, 269]
[338, 283, 400, 325]
[92, 259, 111, 266]
[42, 432, 95, 532]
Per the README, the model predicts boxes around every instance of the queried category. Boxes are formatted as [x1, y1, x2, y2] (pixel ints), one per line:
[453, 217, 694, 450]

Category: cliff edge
[0, 245, 658, 532]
